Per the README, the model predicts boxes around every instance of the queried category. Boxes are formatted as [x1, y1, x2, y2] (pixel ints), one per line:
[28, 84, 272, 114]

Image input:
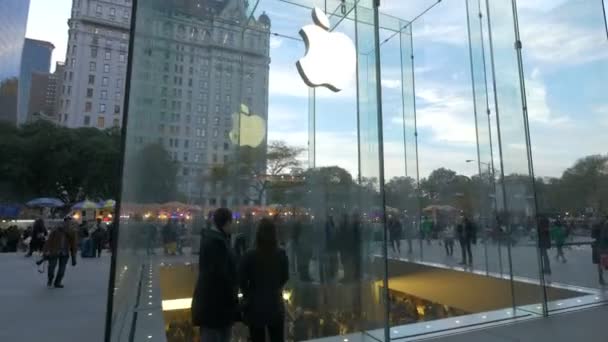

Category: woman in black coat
[239, 218, 289, 342]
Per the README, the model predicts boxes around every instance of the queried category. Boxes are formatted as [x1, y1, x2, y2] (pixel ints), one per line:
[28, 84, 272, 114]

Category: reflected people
[538, 216, 552, 275]
[591, 217, 608, 285]
[457, 215, 476, 266]
[192, 208, 238, 342]
[239, 218, 289, 342]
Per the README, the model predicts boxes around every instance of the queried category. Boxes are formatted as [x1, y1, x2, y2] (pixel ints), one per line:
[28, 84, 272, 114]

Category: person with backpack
[239, 218, 289, 342]
[42, 218, 77, 288]
[191, 208, 238, 342]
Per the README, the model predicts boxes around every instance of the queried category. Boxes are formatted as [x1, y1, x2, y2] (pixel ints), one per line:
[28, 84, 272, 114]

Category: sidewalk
[0, 252, 110, 342]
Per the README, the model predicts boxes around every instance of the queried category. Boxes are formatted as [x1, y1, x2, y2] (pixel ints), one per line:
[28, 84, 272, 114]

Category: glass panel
[514, 0, 608, 312]
[108, 0, 383, 341]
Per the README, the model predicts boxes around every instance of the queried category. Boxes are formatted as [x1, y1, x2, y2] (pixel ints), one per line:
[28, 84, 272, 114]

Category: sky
[25, 0, 608, 181]
[25, 0, 71, 72]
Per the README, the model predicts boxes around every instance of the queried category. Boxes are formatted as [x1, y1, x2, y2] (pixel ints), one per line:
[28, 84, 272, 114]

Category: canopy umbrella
[26, 197, 65, 208]
[72, 200, 100, 210]
[422, 205, 459, 213]
[99, 199, 116, 208]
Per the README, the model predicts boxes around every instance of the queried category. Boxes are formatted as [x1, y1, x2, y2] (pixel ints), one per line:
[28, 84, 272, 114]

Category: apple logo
[296, 7, 357, 92]
[229, 104, 266, 148]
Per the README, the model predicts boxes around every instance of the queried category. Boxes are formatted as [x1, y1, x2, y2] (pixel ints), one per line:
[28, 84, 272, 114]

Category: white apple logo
[229, 104, 266, 148]
[296, 7, 356, 92]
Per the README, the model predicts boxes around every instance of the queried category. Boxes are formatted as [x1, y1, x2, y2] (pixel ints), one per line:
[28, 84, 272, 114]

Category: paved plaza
[0, 237, 606, 342]
[0, 252, 110, 342]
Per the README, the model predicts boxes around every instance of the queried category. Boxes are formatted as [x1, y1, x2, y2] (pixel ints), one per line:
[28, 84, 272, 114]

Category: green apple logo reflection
[229, 104, 266, 147]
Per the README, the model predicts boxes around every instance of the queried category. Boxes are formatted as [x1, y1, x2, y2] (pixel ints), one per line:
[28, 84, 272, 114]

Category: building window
[101, 90, 108, 99]
[115, 91, 121, 100]
[70, 58, 76, 67]
[85, 102, 92, 112]
[88, 75, 95, 84]
[213, 129, 218, 137]
[104, 64, 110, 73]
[105, 50, 111, 60]
[67, 86, 72, 95]
[89, 61, 96, 71]
[91, 47, 97, 58]
[97, 116, 105, 128]
[84, 115, 90, 126]
[86, 88, 93, 98]
[100, 104, 106, 113]
[102, 77, 109, 86]
[116, 78, 122, 88]
[96, 4, 102, 15]
[109, 7, 115, 17]
[113, 105, 120, 114]
[119, 53, 125, 62]
[113, 118, 119, 127]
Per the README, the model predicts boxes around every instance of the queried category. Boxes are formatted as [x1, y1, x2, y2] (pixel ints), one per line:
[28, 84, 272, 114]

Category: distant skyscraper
[0, 0, 30, 125]
[57, 0, 132, 129]
[127, 0, 271, 205]
[18, 38, 54, 124]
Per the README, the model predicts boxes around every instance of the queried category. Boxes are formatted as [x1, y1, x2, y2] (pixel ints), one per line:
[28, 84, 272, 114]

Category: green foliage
[127, 143, 178, 203]
[0, 121, 121, 203]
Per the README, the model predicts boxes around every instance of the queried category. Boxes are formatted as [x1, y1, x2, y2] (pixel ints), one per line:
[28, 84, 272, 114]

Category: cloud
[270, 36, 283, 49]
[519, 4, 608, 66]
[413, 82, 478, 145]
[381, 79, 401, 89]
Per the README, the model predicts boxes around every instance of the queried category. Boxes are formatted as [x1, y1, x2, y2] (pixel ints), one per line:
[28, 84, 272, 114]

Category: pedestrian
[191, 208, 238, 342]
[457, 215, 475, 266]
[388, 215, 402, 255]
[239, 218, 289, 342]
[162, 218, 178, 255]
[322, 215, 338, 282]
[442, 221, 456, 257]
[421, 216, 433, 245]
[42, 217, 77, 288]
[401, 214, 413, 254]
[551, 219, 567, 263]
[92, 218, 106, 258]
[591, 217, 608, 285]
[538, 215, 552, 275]
[26, 218, 48, 257]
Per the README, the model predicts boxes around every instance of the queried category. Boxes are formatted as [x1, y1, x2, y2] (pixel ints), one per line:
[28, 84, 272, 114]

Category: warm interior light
[162, 298, 192, 311]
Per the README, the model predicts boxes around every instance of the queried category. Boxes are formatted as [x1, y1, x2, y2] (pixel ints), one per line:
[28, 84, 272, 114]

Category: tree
[235, 141, 304, 204]
[128, 143, 178, 203]
[385, 176, 417, 210]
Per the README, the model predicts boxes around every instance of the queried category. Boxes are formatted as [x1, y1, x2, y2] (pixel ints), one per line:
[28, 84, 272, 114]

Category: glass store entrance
[107, 0, 608, 341]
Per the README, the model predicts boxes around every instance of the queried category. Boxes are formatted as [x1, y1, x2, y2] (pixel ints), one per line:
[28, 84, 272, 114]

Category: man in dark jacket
[191, 208, 238, 342]
[457, 216, 476, 266]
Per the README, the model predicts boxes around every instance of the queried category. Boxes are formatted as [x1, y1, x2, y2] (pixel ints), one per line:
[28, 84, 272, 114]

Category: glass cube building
[106, 0, 608, 341]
